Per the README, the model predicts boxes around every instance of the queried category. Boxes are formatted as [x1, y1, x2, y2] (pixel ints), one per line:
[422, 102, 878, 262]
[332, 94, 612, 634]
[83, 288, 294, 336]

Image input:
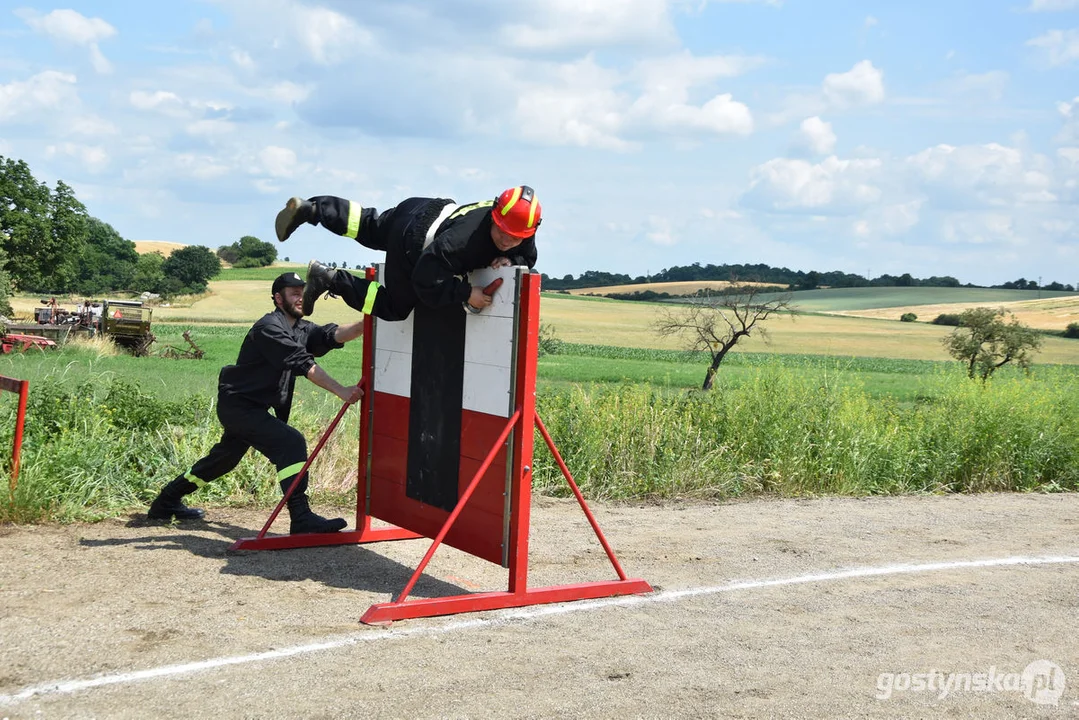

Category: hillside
[133, 241, 188, 257]
[568, 280, 785, 296]
[830, 295, 1079, 331]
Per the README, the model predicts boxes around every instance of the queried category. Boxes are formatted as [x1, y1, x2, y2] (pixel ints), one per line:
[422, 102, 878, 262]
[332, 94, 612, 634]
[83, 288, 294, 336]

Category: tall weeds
[1, 364, 1076, 522]
[532, 367, 1079, 499]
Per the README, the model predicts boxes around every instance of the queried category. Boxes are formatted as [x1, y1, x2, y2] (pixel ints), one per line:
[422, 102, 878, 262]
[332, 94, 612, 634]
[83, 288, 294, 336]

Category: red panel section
[369, 481, 504, 565]
[371, 434, 407, 483]
[460, 410, 512, 461]
[457, 455, 507, 517]
[373, 392, 410, 440]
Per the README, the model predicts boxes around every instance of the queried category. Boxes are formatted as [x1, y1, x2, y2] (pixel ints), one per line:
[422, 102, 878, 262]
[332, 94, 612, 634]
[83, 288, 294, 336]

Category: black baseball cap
[271, 271, 305, 295]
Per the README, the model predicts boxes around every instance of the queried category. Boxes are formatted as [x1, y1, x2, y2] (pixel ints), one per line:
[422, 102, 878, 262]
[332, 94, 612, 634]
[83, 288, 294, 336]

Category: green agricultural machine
[99, 299, 156, 356]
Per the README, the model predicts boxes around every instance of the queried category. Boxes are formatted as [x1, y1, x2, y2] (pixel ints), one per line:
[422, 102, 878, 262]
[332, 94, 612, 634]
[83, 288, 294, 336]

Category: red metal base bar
[229, 525, 421, 552]
[360, 578, 653, 625]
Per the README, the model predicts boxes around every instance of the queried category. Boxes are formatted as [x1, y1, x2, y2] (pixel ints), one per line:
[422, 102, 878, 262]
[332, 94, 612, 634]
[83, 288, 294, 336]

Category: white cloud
[942, 71, 1009, 102]
[854, 200, 923, 237]
[70, 115, 119, 137]
[942, 213, 1020, 245]
[864, 16, 878, 28]
[174, 153, 232, 180]
[908, 143, 1056, 205]
[645, 215, 677, 246]
[745, 155, 883, 210]
[16, 8, 116, 73]
[797, 116, 836, 155]
[254, 81, 311, 105]
[186, 118, 235, 137]
[1027, 29, 1079, 66]
[499, 0, 677, 51]
[0, 70, 79, 122]
[1027, 0, 1079, 10]
[130, 90, 188, 116]
[514, 58, 632, 150]
[297, 5, 372, 65]
[822, 60, 885, 107]
[628, 52, 760, 135]
[1057, 96, 1079, 142]
[258, 146, 297, 177]
[44, 142, 110, 172]
[231, 49, 256, 70]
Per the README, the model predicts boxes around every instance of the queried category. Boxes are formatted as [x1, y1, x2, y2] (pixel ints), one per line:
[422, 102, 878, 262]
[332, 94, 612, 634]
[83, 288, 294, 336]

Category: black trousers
[187, 395, 310, 493]
[307, 195, 451, 321]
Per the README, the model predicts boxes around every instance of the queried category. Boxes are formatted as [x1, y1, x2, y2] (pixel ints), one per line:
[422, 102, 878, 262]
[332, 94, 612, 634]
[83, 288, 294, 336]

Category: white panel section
[462, 362, 513, 417]
[373, 348, 412, 398]
[376, 313, 413, 354]
[460, 266, 520, 416]
[371, 263, 415, 398]
[368, 263, 523, 413]
[463, 313, 515, 367]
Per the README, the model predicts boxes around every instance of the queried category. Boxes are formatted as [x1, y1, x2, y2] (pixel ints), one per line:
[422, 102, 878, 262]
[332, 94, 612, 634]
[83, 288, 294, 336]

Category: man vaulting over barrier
[273, 186, 541, 317]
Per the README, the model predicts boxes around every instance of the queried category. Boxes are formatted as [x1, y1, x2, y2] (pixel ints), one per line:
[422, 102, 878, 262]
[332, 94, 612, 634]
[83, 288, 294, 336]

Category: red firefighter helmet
[492, 185, 541, 238]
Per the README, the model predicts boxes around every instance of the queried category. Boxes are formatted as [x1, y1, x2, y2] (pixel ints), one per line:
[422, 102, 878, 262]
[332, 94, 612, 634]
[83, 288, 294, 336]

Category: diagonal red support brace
[255, 375, 363, 541]
[389, 409, 521, 605]
[534, 412, 629, 581]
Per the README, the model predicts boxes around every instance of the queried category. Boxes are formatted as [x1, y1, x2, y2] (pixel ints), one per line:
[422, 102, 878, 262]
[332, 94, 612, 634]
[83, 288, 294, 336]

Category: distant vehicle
[99, 300, 156, 356]
[28, 298, 156, 356]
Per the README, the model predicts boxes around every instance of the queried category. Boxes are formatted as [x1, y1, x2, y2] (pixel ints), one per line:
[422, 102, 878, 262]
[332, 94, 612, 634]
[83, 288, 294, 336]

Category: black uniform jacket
[410, 200, 538, 308]
[218, 309, 343, 420]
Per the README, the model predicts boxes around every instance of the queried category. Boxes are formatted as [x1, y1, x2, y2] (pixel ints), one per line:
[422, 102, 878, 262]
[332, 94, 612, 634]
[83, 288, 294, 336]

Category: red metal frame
[0, 375, 29, 498]
[229, 270, 652, 622]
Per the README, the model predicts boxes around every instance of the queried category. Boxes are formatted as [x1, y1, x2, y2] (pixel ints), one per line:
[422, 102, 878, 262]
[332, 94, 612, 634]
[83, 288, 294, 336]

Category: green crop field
[728, 286, 1077, 313]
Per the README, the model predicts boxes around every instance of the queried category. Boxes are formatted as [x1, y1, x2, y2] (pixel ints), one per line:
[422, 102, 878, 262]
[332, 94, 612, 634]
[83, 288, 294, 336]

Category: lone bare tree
[942, 307, 1042, 381]
[654, 285, 792, 390]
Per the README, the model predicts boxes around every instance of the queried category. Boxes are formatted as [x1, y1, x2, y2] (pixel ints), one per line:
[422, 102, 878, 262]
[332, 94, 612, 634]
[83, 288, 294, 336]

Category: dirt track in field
[1, 493, 1078, 719]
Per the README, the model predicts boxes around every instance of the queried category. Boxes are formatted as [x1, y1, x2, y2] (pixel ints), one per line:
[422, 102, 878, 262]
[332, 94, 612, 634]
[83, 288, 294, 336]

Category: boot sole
[302, 259, 332, 316]
[275, 197, 305, 243]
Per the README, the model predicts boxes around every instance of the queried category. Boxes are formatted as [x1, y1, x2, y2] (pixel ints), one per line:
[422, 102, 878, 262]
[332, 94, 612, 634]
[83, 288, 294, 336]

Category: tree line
[541, 263, 1076, 293]
[0, 156, 278, 314]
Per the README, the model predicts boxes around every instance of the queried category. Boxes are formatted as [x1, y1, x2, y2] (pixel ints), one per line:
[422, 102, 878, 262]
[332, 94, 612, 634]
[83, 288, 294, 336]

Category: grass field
[538, 293, 1079, 364]
[4, 281, 1078, 522]
[10, 280, 1079, 364]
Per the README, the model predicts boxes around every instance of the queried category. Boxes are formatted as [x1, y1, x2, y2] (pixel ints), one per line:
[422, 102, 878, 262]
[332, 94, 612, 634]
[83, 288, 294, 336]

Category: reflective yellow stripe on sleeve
[276, 462, 307, 481]
[362, 282, 380, 315]
[449, 200, 494, 220]
[184, 471, 207, 488]
[345, 201, 362, 239]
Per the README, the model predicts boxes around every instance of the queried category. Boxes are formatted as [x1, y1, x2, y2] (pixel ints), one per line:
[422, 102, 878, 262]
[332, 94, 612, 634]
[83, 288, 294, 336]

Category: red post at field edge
[0, 375, 30, 497]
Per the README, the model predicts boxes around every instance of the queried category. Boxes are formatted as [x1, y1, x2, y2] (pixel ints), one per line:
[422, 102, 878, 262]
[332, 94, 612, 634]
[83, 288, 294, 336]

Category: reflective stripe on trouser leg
[183, 471, 207, 488]
[276, 462, 307, 481]
[345, 201, 362, 239]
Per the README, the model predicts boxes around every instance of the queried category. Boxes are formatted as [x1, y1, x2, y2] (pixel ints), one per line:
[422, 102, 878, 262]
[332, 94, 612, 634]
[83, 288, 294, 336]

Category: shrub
[538, 323, 564, 357]
[1064, 322, 1079, 339]
[932, 313, 961, 326]
[900, 313, 918, 322]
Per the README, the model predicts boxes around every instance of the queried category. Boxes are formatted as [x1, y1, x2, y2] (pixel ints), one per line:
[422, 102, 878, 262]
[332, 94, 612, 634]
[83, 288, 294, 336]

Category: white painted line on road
[2, 553, 1077, 707]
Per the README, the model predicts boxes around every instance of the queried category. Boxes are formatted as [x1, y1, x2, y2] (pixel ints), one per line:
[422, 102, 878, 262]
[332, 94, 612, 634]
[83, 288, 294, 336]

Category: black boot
[282, 479, 346, 534]
[147, 476, 205, 521]
[275, 197, 317, 242]
[302, 259, 337, 316]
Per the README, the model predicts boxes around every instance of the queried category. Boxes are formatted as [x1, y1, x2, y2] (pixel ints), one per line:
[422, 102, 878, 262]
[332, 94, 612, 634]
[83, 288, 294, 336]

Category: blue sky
[1, 0, 1077, 286]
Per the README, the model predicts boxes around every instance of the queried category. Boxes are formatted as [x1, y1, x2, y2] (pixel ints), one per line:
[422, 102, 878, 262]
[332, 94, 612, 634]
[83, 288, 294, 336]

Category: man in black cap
[147, 271, 364, 534]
